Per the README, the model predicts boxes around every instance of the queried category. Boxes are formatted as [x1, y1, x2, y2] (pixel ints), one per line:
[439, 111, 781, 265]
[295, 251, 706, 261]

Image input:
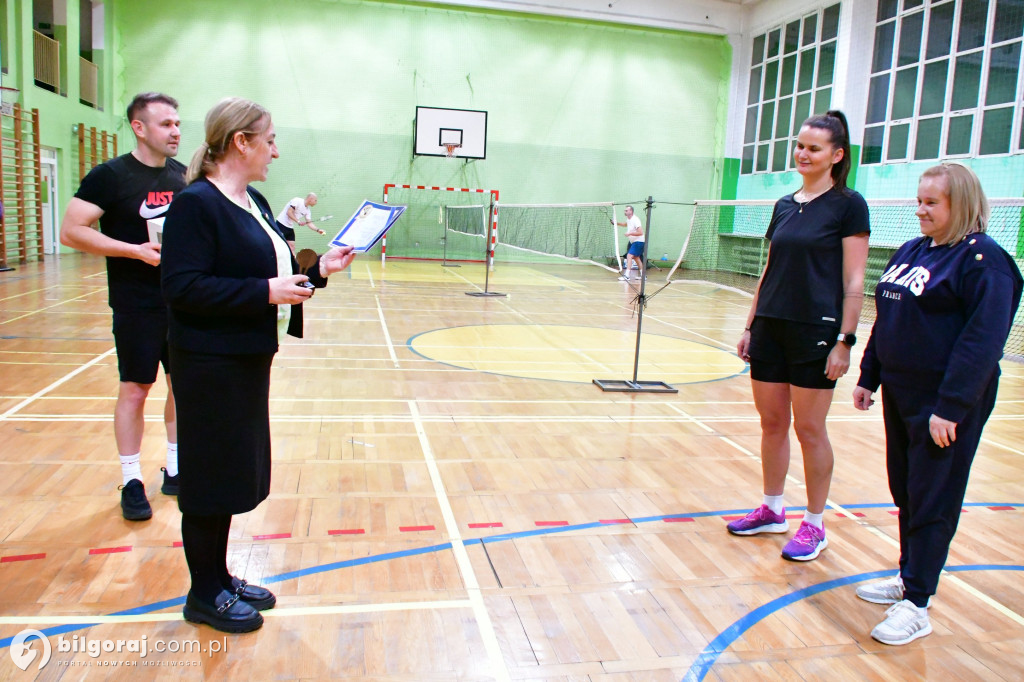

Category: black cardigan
[161, 178, 327, 355]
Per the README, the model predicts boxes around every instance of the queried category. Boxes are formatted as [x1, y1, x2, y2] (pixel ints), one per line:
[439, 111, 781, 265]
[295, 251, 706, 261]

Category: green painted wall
[111, 0, 731, 256]
[2, 0, 122, 258]
[730, 146, 1024, 201]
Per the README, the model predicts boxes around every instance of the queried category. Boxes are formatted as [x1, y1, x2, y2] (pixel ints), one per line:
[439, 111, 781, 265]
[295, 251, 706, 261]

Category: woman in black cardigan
[161, 98, 354, 633]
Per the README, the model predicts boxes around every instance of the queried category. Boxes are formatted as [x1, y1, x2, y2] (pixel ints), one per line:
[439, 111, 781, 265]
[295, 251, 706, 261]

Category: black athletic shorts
[747, 316, 838, 390]
[112, 311, 170, 384]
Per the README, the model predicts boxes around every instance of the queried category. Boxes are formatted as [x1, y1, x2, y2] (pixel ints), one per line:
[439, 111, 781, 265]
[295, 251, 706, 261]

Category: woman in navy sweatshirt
[853, 163, 1023, 646]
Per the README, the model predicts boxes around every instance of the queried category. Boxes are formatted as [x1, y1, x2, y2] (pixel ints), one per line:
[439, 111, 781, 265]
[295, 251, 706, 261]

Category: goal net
[669, 198, 1024, 356]
[381, 184, 498, 262]
[382, 184, 621, 270]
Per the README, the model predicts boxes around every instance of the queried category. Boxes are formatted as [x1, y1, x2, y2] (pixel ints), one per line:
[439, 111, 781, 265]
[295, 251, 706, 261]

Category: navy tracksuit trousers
[881, 376, 999, 608]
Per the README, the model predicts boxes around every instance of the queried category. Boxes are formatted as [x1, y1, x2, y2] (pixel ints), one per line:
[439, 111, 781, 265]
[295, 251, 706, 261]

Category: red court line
[535, 521, 568, 527]
[328, 529, 366, 536]
[1, 553, 46, 563]
[836, 511, 867, 517]
[887, 510, 900, 515]
[172, 541, 183, 548]
[599, 519, 632, 525]
[468, 522, 503, 529]
[399, 525, 436, 532]
[989, 506, 1015, 511]
[89, 546, 131, 555]
[252, 533, 291, 541]
[663, 517, 695, 523]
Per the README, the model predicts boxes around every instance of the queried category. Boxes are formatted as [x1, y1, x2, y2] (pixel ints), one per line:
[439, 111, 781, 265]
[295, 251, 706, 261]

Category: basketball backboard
[414, 106, 487, 160]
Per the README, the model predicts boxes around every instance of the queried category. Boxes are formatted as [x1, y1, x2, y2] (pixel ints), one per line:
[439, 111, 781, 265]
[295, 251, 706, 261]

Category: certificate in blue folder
[329, 200, 406, 252]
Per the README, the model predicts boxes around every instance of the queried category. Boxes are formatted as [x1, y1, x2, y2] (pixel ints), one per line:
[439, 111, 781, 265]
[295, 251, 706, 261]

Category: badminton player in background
[729, 110, 869, 562]
[277, 192, 323, 251]
[613, 205, 645, 281]
[852, 163, 1022, 645]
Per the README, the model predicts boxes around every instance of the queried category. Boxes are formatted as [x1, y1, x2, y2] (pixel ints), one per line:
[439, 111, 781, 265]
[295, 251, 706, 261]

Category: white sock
[165, 442, 178, 477]
[803, 511, 824, 529]
[763, 494, 784, 515]
[120, 453, 143, 485]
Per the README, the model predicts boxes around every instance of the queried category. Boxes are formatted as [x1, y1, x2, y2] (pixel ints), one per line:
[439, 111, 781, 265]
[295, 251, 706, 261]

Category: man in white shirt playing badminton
[614, 205, 645, 280]
[277, 192, 323, 251]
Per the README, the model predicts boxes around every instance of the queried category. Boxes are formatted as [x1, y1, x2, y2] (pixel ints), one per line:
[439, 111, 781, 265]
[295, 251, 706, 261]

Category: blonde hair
[920, 163, 989, 244]
[186, 97, 271, 184]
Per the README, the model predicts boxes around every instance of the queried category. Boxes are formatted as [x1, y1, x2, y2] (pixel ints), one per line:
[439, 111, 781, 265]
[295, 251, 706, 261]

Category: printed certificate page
[329, 201, 406, 253]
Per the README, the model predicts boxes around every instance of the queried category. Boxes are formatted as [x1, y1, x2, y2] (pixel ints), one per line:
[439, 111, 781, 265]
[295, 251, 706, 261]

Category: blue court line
[681, 564, 1024, 682]
[1, 502, 1021, 651]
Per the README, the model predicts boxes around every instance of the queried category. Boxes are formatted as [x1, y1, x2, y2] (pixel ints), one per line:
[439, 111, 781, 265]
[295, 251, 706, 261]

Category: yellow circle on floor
[408, 324, 746, 384]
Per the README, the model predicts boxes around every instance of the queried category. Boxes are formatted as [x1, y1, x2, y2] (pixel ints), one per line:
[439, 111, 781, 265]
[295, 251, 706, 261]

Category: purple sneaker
[727, 504, 789, 536]
[781, 521, 828, 561]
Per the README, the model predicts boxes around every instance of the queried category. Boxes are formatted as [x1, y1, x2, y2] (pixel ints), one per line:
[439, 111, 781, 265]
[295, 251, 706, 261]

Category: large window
[742, 4, 842, 174]
[863, 0, 1024, 164]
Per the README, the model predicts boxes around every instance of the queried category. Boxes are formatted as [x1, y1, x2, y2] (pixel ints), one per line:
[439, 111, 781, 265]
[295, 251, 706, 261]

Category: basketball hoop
[0, 86, 20, 117]
[443, 142, 462, 158]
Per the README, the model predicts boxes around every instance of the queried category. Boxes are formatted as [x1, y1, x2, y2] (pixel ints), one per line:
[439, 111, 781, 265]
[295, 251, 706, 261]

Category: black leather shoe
[230, 578, 276, 611]
[119, 479, 152, 521]
[183, 590, 263, 633]
[160, 467, 179, 495]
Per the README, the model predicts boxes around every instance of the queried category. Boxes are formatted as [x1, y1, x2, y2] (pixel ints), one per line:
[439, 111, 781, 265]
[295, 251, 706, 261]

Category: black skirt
[170, 346, 274, 515]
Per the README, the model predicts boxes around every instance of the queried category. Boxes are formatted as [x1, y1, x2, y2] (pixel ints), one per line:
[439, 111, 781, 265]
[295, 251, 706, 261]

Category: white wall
[433, 0, 747, 34]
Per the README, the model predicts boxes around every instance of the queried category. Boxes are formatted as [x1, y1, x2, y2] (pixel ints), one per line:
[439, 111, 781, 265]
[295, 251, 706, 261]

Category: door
[40, 148, 59, 255]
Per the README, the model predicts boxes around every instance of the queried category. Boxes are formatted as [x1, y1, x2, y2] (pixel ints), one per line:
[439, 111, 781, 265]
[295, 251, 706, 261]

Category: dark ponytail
[802, 109, 852, 193]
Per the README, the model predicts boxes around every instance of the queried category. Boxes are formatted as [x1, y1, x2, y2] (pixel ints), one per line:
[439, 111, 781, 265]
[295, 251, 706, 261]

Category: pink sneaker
[781, 521, 828, 561]
[726, 505, 789, 536]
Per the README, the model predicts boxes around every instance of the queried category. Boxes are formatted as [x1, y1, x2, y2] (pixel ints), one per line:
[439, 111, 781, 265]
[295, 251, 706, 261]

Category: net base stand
[466, 291, 507, 297]
[592, 378, 678, 393]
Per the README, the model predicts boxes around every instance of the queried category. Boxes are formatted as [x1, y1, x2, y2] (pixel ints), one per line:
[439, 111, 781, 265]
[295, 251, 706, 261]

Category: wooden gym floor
[0, 253, 1022, 681]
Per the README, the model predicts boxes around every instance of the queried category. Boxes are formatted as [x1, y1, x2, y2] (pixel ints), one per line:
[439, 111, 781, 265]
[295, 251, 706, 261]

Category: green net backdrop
[113, 0, 728, 256]
[671, 199, 1024, 356]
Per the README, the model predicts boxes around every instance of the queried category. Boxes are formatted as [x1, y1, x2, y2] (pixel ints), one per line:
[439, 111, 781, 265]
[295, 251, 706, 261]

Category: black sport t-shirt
[755, 188, 870, 325]
[75, 154, 186, 312]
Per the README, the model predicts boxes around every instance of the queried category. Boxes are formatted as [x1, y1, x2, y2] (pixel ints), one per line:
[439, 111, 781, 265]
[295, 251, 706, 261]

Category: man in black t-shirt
[60, 92, 186, 521]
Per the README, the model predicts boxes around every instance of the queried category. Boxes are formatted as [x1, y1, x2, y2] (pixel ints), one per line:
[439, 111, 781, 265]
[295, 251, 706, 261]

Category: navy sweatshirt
[858, 232, 1022, 423]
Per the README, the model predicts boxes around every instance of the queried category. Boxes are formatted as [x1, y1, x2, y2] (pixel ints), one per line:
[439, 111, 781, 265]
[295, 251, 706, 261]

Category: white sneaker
[870, 600, 932, 645]
[856, 576, 932, 606]
[618, 275, 630, 281]
[857, 576, 904, 604]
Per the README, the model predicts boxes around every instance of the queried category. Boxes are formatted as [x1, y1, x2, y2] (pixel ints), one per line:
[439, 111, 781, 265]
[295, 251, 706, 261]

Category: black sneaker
[119, 479, 152, 521]
[160, 467, 179, 496]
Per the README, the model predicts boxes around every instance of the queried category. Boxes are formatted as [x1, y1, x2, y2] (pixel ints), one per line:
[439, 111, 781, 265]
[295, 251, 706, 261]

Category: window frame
[861, 0, 1024, 166]
[741, 4, 842, 175]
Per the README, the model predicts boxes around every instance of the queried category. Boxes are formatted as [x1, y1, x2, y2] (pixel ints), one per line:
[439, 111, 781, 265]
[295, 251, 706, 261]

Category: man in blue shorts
[615, 205, 645, 280]
[60, 92, 186, 521]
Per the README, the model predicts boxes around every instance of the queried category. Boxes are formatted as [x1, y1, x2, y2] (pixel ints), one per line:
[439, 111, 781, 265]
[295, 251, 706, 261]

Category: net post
[612, 205, 622, 273]
[441, 204, 460, 267]
[594, 196, 677, 394]
[381, 184, 394, 265]
[466, 192, 506, 297]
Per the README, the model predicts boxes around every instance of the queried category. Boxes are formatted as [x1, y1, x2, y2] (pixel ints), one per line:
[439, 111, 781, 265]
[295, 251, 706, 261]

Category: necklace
[795, 185, 832, 213]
